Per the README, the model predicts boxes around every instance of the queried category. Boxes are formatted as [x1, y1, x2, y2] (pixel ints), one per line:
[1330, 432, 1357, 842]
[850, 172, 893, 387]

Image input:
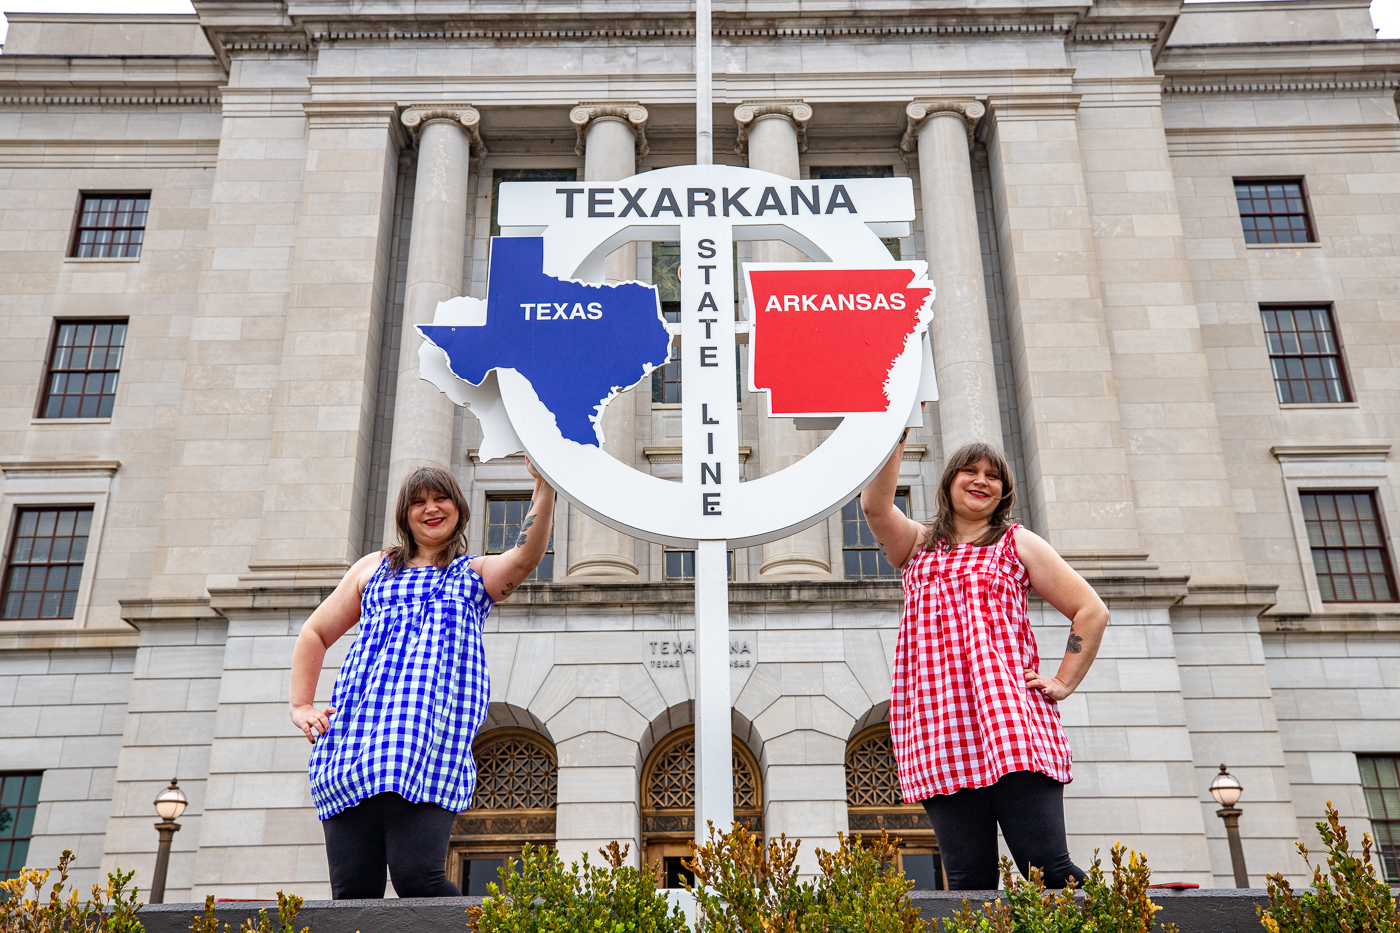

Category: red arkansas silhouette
[748, 268, 931, 415]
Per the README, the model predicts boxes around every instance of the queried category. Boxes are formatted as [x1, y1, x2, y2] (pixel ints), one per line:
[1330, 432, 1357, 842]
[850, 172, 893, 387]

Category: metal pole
[695, 0, 712, 164]
[151, 819, 180, 904]
[1217, 806, 1250, 888]
[693, 539, 734, 843]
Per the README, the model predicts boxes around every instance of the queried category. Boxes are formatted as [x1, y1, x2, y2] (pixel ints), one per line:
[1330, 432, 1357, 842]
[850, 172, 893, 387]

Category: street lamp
[151, 777, 188, 904]
[1209, 763, 1249, 888]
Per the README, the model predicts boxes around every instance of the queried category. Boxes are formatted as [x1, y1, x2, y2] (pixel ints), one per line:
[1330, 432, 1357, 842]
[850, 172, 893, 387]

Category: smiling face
[948, 457, 1005, 525]
[407, 486, 460, 554]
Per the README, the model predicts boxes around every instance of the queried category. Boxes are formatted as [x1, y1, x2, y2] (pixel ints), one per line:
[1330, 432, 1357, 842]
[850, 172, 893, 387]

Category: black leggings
[320, 793, 460, 898]
[922, 770, 1085, 890]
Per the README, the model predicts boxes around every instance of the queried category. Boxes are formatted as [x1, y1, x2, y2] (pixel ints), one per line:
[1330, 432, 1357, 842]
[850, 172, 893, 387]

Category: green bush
[190, 893, 305, 933]
[684, 824, 926, 933]
[1258, 801, 1399, 933]
[464, 840, 688, 933]
[941, 844, 1176, 933]
[0, 849, 143, 933]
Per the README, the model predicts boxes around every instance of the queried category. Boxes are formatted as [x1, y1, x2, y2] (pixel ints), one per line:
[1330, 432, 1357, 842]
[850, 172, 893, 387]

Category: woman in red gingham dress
[861, 437, 1109, 890]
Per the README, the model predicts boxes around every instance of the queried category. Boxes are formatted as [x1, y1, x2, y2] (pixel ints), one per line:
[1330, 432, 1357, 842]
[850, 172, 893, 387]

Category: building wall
[2, 0, 1399, 899]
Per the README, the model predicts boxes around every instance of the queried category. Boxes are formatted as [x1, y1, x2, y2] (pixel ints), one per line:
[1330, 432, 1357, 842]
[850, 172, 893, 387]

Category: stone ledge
[131, 889, 1277, 933]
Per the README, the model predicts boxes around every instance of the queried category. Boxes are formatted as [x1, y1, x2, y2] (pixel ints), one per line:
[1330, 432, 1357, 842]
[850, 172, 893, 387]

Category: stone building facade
[2, 0, 1399, 900]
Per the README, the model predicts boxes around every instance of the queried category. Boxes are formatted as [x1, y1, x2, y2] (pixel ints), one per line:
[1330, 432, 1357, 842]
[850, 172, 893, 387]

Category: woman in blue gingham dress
[288, 464, 555, 899]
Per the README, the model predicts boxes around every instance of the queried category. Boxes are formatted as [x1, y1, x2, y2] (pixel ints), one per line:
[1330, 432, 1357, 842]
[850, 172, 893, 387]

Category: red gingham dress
[890, 524, 1073, 801]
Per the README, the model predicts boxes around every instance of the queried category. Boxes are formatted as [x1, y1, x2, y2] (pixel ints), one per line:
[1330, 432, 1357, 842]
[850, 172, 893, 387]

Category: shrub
[0, 849, 143, 933]
[465, 840, 688, 933]
[684, 824, 927, 933]
[1258, 801, 1399, 933]
[941, 844, 1176, 933]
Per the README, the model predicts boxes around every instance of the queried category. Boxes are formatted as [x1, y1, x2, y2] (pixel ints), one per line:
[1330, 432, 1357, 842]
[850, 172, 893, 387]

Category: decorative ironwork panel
[470, 731, 558, 811]
[846, 728, 905, 808]
[644, 734, 759, 811]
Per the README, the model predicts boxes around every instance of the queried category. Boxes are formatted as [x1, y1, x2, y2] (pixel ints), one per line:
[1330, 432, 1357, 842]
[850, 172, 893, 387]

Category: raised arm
[289, 550, 382, 743]
[1015, 527, 1110, 701]
[471, 461, 556, 602]
[858, 431, 929, 571]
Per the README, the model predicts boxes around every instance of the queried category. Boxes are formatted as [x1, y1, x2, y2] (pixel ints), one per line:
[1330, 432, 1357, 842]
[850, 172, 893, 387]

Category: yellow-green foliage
[0, 850, 143, 933]
[464, 841, 689, 933]
[683, 824, 927, 933]
[1258, 802, 1399, 933]
[189, 896, 228, 933]
[941, 844, 1176, 933]
[234, 892, 306, 933]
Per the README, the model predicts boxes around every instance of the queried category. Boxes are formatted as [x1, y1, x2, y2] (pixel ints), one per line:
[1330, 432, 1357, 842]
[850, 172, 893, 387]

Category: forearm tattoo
[1066, 631, 1084, 655]
[514, 513, 536, 549]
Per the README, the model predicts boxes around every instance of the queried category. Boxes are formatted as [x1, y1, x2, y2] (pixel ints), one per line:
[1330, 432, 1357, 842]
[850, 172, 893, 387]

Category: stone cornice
[304, 99, 407, 147]
[733, 99, 811, 157]
[570, 100, 650, 166]
[400, 102, 488, 157]
[1163, 76, 1400, 96]
[900, 98, 987, 152]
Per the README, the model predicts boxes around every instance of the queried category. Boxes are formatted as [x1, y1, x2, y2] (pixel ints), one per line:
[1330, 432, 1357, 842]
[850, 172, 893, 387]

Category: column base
[566, 554, 640, 581]
[758, 553, 831, 580]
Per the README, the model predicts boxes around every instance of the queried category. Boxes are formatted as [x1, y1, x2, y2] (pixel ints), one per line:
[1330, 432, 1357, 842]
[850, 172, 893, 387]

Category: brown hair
[384, 465, 470, 575]
[925, 441, 1017, 551]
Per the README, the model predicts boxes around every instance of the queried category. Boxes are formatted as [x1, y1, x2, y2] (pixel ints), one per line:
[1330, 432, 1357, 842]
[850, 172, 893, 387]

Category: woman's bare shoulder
[347, 550, 387, 590]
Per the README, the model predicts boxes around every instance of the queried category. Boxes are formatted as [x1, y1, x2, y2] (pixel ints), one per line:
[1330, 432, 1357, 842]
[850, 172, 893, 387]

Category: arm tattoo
[514, 513, 536, 549]
[1066, 632, 1084, 655]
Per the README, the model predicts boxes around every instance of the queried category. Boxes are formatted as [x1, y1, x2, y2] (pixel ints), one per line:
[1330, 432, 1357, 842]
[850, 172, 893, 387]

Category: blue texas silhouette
[419, 236, 671, 446]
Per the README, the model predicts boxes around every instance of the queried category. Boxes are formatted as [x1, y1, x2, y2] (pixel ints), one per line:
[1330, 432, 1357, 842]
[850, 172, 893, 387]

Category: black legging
[922, 770, 1085, 890]
[320, 792, 460, 898]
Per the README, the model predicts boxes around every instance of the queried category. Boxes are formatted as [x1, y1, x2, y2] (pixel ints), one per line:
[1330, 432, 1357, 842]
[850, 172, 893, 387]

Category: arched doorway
[641, 727, 763, 888]
[449, 728, 558, 895]
[846, 724, 945, 889]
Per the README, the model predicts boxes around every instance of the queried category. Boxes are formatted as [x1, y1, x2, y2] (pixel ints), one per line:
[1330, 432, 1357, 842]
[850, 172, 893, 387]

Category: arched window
[846, 724, 944, 890]
[641, 727, 762, 888]
[449, 729, 558, 895]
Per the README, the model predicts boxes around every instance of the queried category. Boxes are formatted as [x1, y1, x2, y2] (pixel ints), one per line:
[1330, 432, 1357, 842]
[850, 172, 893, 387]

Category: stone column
[902, 100, 1004, 455]
[736, 101, 831, 579]
[564, 102, 650, 580]
[383, 105, 482, 540]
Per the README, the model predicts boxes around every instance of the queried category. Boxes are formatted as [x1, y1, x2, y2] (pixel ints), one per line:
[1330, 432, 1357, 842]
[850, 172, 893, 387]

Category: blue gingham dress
[308, 554, 493, 820]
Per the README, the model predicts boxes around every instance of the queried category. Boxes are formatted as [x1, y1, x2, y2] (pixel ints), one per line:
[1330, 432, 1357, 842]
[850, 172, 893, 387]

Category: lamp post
[1209, 763, 1249, 888]
[151, 777, 188, 904]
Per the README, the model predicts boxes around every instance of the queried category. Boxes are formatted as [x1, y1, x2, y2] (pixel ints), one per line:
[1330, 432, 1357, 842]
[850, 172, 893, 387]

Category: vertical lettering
[701, 462, 721, 485]
[702, 492, 722, 515]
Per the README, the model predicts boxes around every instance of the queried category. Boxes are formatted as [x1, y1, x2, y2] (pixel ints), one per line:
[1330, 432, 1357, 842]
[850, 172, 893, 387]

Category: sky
[0, 0, 1397, 45]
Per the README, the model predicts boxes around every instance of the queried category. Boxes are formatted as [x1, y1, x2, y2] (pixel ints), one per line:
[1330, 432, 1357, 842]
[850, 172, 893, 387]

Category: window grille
[470, 731, 558, 811]
[661, 547, 734, 582]
[1358, 755, 1400, 883]
[651, 340, 682, 404]
[484, 495, 553, 582]
[39, 320, 128, 419]
[642, 732, 760, 811]
[0, 772, 42, 881]
[71, 193, 149, 258]
[1262, 307, 1349, 404]
[652, 241, 681, 323]
[1, 508, 93, 620]
[846, 728, 906, 808]
[1234, 179, 1314, 244]
[1301, 491, 1397, 602]
[842, 491, 908, 580]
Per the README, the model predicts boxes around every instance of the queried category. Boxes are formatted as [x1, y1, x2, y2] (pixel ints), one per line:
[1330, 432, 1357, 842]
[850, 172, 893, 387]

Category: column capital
[900, 98, 986, 152]
[400, 103, 487, 156]
[569, 101, 650, 167]
[733, 99, 812, 157]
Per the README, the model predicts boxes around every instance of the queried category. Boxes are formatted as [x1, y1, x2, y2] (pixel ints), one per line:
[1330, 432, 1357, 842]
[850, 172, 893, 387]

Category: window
[1301, 492, 1397, 602]
[1262, 307, 1350, 404]
[846, 726, 942, 889]
[652, 340, 682, 405]
[1359, 755, 1400, 883]
[2, 508, 93, 620]
[652, 241, 681, 323]
[38, 320, 128, 419]
[490, 169, 576, 239]
[662, 547, 734, 582]
[71, 193, 149, 258]
[1234, 179, 1314, 244]
[484, 495, 553, 582]
[0, 772, 42, 881]
[843, 491, 908, 580]
[451, 730, 558, 896]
